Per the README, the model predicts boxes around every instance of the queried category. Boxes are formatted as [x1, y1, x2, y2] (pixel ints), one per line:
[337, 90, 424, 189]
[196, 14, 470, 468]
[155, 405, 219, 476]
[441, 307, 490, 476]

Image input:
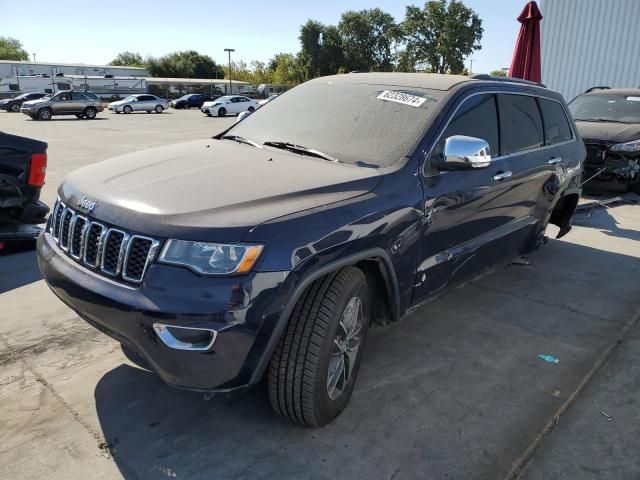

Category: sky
[2, 0, 526, 74]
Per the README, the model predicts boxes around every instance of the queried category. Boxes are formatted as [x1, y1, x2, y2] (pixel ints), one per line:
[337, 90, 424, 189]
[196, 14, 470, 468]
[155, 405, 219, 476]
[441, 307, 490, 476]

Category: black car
[37, 73, 583, 427]
[569, 87, 640, 192]
[170, 94, 214, 109]
[0, 132, 49, 226]
[0, 92, 48, 113]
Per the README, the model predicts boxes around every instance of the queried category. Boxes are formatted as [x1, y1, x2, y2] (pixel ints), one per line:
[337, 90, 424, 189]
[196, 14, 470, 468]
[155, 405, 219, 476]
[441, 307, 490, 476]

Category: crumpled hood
[59, 139, 381, 241]
[576, 121, 640, 144]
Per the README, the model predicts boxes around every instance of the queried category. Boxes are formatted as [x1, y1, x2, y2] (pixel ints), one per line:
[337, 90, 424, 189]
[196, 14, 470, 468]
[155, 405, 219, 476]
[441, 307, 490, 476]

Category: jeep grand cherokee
[37, 73, 583, 427]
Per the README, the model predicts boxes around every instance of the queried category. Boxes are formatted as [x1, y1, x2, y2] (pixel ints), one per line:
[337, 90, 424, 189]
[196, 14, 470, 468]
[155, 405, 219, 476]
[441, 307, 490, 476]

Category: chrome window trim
[422, 90, 578, 174]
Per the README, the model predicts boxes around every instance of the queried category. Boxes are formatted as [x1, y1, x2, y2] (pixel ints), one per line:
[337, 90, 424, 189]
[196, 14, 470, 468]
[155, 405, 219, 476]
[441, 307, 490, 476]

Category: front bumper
[37, 232, 292, 391]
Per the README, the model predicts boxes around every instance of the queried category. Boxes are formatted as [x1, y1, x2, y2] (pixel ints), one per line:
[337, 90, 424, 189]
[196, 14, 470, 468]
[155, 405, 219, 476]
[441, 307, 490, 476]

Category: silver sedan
[108, 94, 168, 114]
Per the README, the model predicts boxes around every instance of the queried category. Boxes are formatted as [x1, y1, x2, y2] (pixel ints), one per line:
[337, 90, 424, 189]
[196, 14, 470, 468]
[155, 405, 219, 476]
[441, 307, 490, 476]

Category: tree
[490, 69, 507, 76]
[147, 50, 221, 79]
[269, 53, 305, 85]
[401, 0, 483, 74]
[338, 9, 399, 72]
[0, 36, 29, 61]
[109, 51, 145, 68]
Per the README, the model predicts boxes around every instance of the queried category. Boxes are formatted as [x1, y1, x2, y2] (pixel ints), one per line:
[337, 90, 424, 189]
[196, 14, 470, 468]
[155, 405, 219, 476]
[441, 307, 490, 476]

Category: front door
[412, 92, 521, 303]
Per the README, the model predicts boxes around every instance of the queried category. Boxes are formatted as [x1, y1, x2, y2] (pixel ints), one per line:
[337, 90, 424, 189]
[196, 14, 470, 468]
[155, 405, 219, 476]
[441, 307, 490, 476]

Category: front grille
[48, 199, 160, 284]
[584, 141, 612, 166]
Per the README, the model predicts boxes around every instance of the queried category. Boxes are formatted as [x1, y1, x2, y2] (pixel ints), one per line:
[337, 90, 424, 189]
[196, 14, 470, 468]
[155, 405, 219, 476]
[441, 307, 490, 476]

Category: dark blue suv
[37, 73, 583, 427]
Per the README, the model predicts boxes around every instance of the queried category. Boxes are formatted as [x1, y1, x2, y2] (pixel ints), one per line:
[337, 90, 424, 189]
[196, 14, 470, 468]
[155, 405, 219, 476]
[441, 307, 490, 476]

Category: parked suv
[21, 91, 103, 120]
[569, 87, 640, 192]
[37, 73, 583, 427]
[0, 92, 47, 112]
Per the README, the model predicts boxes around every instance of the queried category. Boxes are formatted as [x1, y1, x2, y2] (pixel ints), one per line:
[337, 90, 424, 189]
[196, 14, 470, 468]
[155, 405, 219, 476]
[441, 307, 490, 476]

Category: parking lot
[1, 109, 639, 480]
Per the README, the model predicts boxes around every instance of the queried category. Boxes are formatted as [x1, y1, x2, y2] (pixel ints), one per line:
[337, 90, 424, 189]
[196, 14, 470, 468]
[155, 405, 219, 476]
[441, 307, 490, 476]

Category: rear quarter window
[499, 94, 544, 154]
[539, 98, 573, 145]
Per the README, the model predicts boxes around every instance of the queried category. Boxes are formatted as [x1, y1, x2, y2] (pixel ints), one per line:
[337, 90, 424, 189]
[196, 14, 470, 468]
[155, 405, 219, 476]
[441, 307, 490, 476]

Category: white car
[201, 95, 259, 117]
[236, 94, 279, 122]
[108, 94, 168, 114]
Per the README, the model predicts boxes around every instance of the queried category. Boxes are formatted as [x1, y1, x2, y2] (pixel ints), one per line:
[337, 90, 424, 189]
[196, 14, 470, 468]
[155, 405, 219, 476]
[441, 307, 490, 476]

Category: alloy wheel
[327, 296, 363, 400]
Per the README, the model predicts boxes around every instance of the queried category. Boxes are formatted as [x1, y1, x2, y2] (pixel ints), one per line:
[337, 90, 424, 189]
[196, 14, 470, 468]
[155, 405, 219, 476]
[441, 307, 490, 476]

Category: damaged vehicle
[569, 87, 640, 193]
[0, 132, 49, 244]
[37, 73, 583, 427]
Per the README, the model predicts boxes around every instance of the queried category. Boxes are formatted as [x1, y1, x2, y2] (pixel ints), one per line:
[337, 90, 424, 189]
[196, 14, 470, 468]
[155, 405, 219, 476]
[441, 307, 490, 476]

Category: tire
[84, 107, 97, 119]
[155, 105, 163, 113]
[268, 266, 370, 427]
[10, 103, 20, 112]
[37, 108, 52, 120]
[123, 105, 132, 114]
[248, 106, 255, 112]
[218, 107, 226, 117]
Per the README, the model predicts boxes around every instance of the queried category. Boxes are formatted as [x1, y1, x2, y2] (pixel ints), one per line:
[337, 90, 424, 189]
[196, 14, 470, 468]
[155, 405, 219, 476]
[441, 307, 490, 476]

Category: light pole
[224, 48, 235, 94]
[33, 53, 37, 63]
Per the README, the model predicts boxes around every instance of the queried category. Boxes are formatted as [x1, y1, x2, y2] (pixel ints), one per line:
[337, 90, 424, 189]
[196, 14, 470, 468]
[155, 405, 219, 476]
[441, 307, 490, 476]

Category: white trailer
[0, 75, 147, 100]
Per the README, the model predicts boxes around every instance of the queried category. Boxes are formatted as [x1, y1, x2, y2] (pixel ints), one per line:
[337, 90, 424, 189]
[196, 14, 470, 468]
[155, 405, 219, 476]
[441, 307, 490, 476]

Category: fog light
[153, 323, 218, 351]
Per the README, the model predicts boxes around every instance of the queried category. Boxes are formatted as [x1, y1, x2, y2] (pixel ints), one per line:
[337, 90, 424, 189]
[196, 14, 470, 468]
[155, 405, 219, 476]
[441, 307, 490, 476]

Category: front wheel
[123, 105, 132, 114]
[155, 105, 163, 113]
[37, 108, 52, 120]
[268, 266, 369, 427]
[84, 107, 97, 119]
[248, 106, 255, 112]
[217, 107, 226, 117]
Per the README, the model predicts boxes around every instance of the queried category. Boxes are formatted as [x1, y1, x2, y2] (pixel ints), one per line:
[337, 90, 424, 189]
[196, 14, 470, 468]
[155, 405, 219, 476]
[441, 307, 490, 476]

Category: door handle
[548, 157, 562, 165]
[492, 171, 513, 181]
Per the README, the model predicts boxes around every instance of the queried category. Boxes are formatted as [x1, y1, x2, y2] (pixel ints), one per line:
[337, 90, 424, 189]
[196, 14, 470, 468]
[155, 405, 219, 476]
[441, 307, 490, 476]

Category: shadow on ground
[94, 235, 640, 480]
[0, 245, 41, 294]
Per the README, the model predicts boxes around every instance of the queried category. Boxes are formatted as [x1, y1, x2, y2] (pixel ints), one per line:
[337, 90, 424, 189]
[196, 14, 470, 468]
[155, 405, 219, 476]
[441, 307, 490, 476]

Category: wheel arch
[550, 190, 580, 238]
[249, 248, 400, 384]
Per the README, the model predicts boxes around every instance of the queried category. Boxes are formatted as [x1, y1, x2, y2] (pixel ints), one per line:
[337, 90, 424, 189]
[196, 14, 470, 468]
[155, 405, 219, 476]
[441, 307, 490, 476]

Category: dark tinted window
[435, 94, 499, 158]
[499, 94, 544, 154]
[71, 92, 85, 100]
[539, 98, 572, 145]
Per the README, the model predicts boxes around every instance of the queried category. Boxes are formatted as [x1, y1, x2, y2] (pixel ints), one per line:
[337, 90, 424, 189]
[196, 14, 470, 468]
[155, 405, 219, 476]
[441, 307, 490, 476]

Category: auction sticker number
[377, 90, 427, 107]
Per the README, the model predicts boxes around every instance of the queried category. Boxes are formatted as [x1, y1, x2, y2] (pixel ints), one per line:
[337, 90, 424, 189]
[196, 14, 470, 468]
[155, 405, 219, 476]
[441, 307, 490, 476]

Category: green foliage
[490, 69, 507, 76]
[108, 51, 145, 68]
[338, 8, 400, 72]
[147, 51, 221, 79]
[401, 0, 483, 74]
[0, 36, 29, 61]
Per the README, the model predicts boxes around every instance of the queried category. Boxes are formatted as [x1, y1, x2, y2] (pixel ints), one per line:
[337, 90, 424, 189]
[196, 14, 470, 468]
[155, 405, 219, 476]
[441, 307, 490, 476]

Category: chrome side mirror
[441, 135, 491, 170]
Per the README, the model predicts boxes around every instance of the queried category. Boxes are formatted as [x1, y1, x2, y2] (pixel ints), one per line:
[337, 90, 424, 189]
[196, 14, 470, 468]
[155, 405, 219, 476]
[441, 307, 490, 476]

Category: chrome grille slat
[48, 199, 158, 284]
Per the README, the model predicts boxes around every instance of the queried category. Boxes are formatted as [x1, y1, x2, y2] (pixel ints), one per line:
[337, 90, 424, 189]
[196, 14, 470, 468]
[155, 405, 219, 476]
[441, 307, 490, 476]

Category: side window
[70, 92, 84, 100]
[433, 94, 500, 159]
[499, 94, 544, 154]
[538, 98, 573, 145]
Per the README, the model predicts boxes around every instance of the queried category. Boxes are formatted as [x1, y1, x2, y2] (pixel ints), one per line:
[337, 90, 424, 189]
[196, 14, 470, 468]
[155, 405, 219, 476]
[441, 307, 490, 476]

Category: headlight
[159, 240, 263, 275]
[610, 139, 640, 153]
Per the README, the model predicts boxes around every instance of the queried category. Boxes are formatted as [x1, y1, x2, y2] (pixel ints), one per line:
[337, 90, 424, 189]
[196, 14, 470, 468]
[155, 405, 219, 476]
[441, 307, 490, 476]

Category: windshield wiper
[263, 141, 341, 163]
[575, 118, 632, 124]
[220, 135, 262, 148]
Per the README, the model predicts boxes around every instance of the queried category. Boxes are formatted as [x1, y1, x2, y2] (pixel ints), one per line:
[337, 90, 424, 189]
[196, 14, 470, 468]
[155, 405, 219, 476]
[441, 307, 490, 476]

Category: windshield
[227, 81, 443, 167]
[569, 93, 640, 123]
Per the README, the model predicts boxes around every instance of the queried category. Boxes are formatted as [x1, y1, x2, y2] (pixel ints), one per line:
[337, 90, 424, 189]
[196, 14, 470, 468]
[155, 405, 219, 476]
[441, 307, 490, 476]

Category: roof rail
[585, 86, 611, 93]
[470, 74, 547, 88]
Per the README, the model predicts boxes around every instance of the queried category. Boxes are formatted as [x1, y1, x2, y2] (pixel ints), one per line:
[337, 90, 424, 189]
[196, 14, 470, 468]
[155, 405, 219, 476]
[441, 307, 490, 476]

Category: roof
[313, 72, 471, 91]
[0, 59, 146, 70]
[143, 77, 249, 85]
[583, 88, 640, 96]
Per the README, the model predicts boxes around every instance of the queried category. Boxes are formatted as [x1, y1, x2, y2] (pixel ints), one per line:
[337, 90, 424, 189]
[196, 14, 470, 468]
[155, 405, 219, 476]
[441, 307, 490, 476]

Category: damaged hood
[59, 139, 381, 241]
[576, 121, 640, 144]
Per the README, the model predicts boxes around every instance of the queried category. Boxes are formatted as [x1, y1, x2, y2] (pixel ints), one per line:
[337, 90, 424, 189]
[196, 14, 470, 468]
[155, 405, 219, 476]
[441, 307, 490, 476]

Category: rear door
[70, 92, 86, 113]
[413, 92, 520, 302]
[496, 93, 572, 234]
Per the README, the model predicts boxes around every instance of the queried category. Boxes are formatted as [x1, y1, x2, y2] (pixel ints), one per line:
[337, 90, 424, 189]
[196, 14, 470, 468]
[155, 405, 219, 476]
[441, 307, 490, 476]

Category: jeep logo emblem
[78, 196, 96, 214]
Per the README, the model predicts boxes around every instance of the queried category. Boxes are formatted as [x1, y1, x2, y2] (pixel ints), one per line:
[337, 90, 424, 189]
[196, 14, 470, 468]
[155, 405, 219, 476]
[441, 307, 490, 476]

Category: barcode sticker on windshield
[377, 90, 427, 107]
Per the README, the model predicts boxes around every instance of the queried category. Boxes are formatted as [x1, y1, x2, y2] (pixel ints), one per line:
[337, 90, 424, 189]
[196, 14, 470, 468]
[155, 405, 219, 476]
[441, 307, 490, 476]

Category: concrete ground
[0, 110, 639, 480]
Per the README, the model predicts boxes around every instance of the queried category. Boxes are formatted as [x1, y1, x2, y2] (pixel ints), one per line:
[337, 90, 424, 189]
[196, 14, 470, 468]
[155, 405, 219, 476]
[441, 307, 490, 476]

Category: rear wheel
[268, 266, 369, 427]
[218, 107, 226, 117]
[155, 105, 163, 113]
[84, 107, 97, 119]
[123, 105, 132, 114]
[10, 103, 20, 112]
[37, 108, 52, 120]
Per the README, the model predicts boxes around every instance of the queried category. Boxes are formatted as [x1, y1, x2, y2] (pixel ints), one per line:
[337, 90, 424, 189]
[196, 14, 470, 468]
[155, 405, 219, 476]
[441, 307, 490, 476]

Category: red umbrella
[509, 1, 543, 82]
